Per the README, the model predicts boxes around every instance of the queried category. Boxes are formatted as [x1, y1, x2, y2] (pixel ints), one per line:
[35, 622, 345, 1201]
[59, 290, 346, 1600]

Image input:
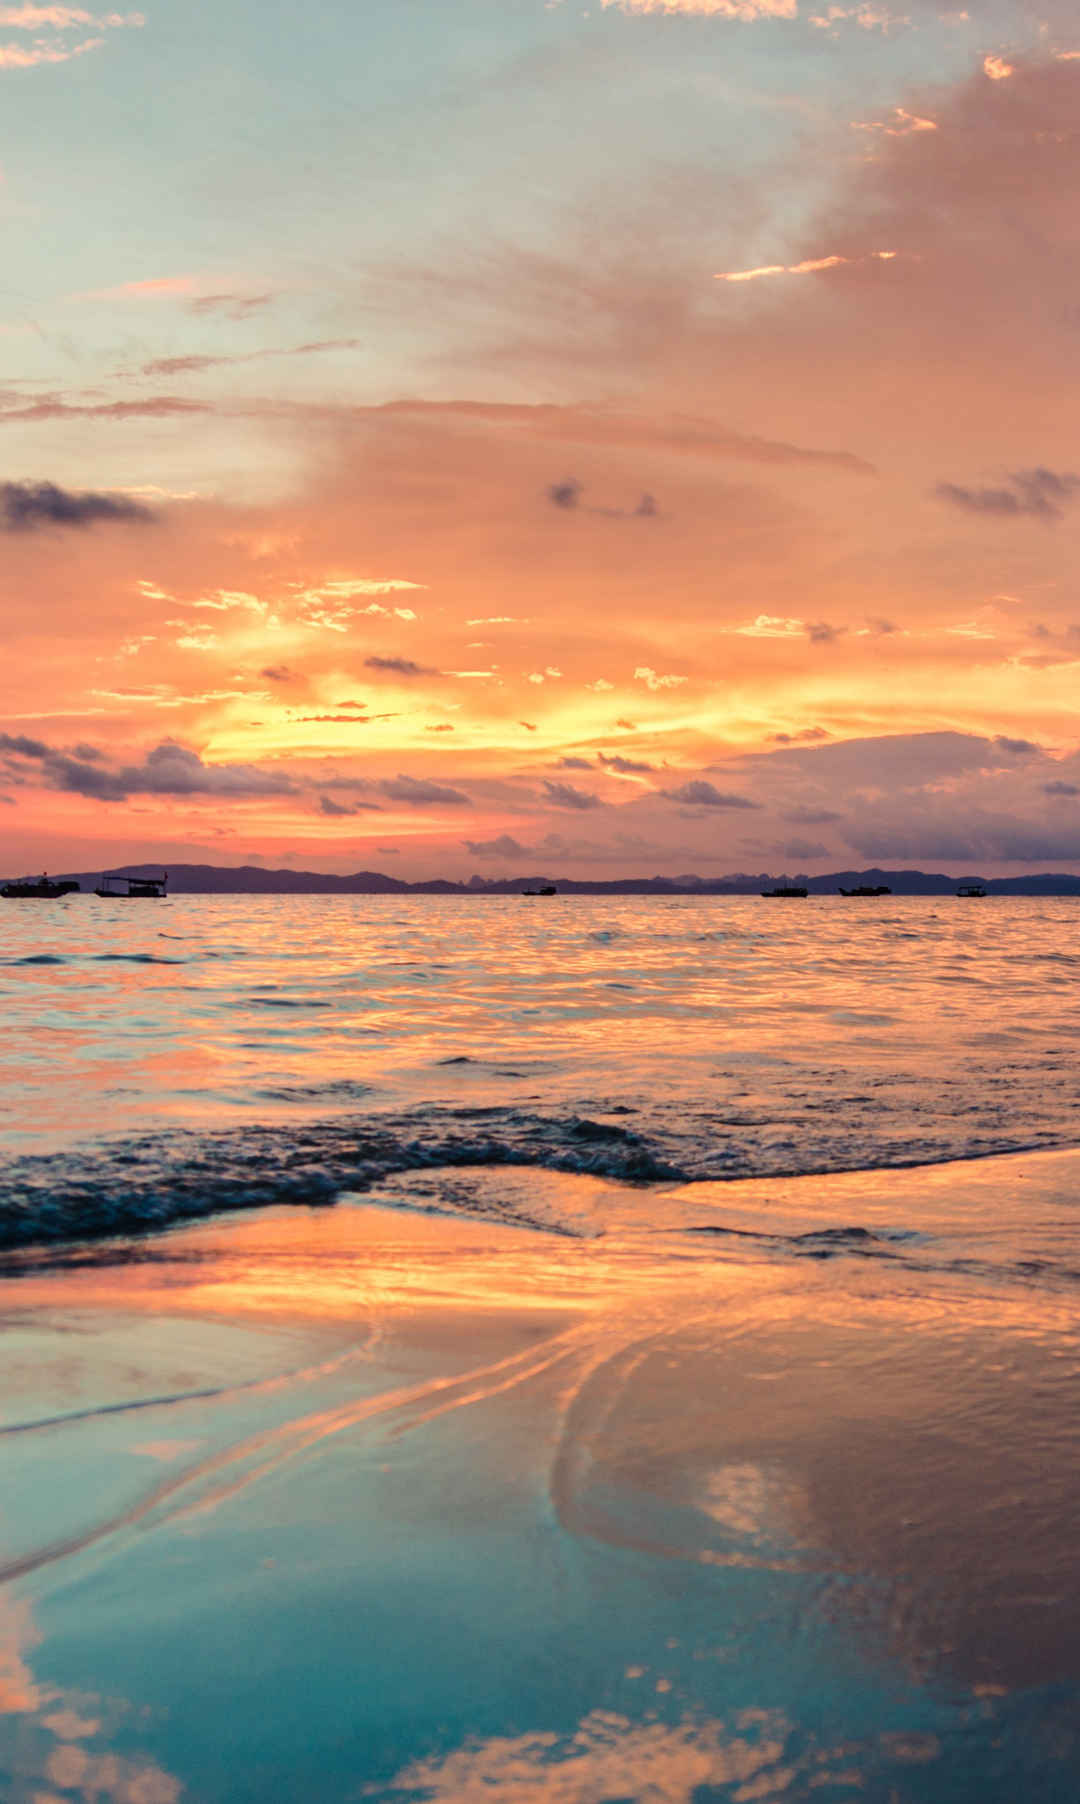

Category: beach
[4, 1145, 1080, 1801]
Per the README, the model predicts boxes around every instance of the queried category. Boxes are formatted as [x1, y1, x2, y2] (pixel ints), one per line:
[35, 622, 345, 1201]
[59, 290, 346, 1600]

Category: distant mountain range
[42, 862, 1080, 895]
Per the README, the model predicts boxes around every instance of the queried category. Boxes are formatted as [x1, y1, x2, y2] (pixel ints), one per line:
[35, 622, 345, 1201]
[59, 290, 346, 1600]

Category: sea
[2, 892, 1080, 1803]
[2, 891, 1080, 1242]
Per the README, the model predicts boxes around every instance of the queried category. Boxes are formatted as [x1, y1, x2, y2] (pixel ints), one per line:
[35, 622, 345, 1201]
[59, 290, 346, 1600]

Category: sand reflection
[4, 1163, 1080, 1797]
[0, 1591, 181, 1804]
[385, 1710, 796, 1804]
[548, 1289, 1080, 1692]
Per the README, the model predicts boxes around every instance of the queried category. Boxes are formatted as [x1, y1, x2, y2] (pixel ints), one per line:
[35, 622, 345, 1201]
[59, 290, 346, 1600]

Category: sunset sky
[2, 0, 1079, 877]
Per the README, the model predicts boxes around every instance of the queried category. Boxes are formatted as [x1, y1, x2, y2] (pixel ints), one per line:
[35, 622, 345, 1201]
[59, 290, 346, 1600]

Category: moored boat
[956, 884, 987, 898]
[838, 885, 892, 896]
[761, 886, 808, 898]
[0, 875, 79, 899]
[94, 872, 168, 899]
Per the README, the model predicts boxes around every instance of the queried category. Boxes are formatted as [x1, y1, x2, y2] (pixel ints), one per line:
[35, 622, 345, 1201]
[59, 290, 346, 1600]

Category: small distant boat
[956, 885, 987, 898]
[0, 875, 79, 899]
[761, 886, 808, 898]
[522, 885, 557, 896]
[839, 885, 892, 897]
[94, 872, 168, 899]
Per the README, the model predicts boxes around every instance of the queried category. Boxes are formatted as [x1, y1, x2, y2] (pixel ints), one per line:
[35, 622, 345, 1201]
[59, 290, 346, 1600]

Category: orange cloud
[715, 250, 897, 281]
[853, 106, 937, 134]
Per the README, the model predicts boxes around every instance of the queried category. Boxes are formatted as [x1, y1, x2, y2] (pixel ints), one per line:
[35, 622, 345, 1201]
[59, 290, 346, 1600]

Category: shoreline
[5, 1119, 1080, 1260]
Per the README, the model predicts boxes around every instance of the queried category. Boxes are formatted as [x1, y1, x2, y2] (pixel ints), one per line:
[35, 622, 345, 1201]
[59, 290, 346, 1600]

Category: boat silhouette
[94, 872, 168, 899]
[0, 874, 79, 899]
[838, 885, 892, 896]
[761, 886, 808, 898]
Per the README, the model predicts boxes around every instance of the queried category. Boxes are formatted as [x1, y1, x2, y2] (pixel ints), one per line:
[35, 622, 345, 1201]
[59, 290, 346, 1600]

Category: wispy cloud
[600, 0, 797, 20]
[545, 477, 658, 519]
[142, 338, 363, 378]
[380, 774, 470, 807]
[598, 753, 656, 773]
[288, 577, 423, 633]
[376, 399, 874, 476]
[734, 614, 807, 637]
[364, 656, 437, 677]
[187, 291, 275, 319]
[715, 250, 897, 283]
[0, 396, 208, 423]
[852, 107, 936, 136]
[662, 779, 759, 808]
[809, 3, 907, 31]
[0, 6, 141, 26]
[83, 276, 197, 302]
[0, 7, 141, 70]
[318, 795, 382, 816]
[935, 468, 1079, 522]
[0, 36, 100, 67]
[541, 779, 603, 810]
[769, 727, 830, 743]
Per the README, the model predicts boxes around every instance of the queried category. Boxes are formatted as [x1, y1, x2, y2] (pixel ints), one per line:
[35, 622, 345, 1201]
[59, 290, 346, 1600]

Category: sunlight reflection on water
[1, 895, 1079, 1176]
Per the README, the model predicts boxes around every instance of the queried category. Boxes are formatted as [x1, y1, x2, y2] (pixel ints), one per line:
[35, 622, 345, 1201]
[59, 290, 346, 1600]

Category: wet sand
[3, 1154, 1080, 1802]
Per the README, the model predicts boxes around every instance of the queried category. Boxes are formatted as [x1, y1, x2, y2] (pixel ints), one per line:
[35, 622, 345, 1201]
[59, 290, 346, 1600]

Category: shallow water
[2, 1175, 1080, 1803]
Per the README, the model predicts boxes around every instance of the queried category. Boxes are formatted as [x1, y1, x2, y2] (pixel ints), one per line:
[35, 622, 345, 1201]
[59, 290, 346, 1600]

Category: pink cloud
[601, 0, 796, 17]
[0, 5, 139, 21]
[0, 396, 208, 421]
[83, 276, 199, 301]
[371, 398, 874, 475]
[0, 4, 141, 69]
[0, 34, 101, 66]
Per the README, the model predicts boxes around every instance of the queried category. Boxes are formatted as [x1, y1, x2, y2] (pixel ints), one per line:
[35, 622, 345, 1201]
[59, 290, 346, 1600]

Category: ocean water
[3, 894, 1080, 1804]
[2, 892, 1080, 1244]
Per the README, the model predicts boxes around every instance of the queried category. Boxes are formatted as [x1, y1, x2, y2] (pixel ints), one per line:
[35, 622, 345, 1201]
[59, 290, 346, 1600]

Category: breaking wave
[0, 1098, 1070, 1255]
